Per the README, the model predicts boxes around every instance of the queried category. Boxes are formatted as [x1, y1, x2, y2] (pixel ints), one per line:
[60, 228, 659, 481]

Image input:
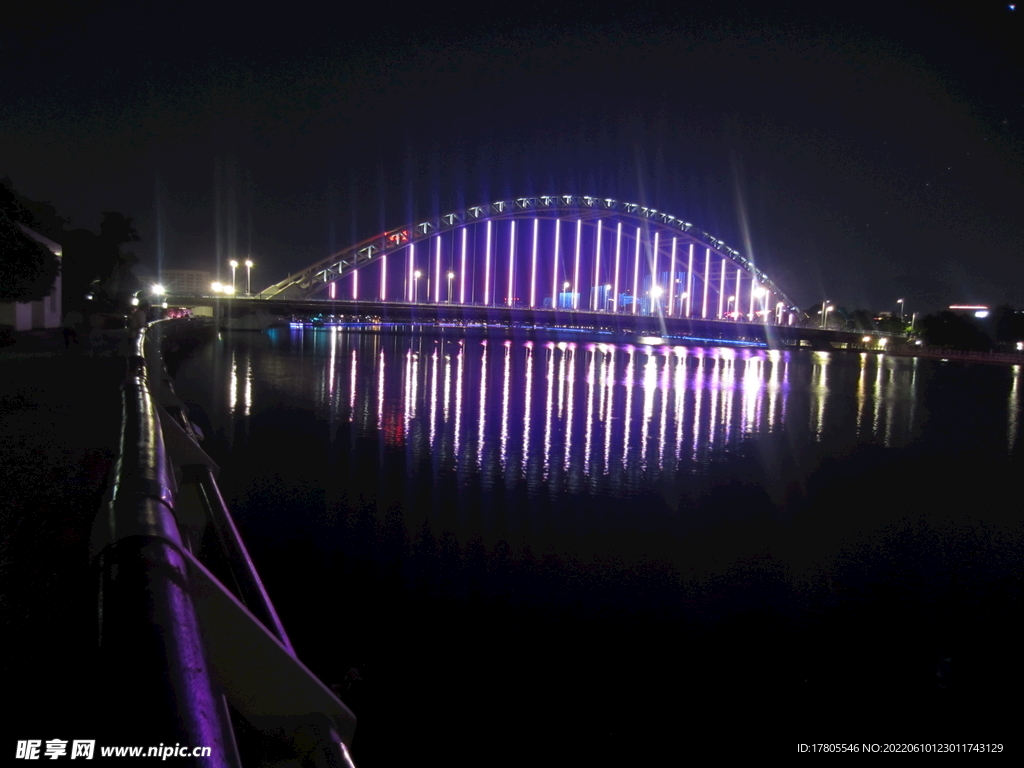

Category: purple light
[408, 243, 416, 302]
[701, 248, 710, 319]
[484, 220, 493, 306]
[572, 219, 582, 309]
[613, 223, 622, 312]
[593, 220, 603, 311]
[434, 236, 441, 303]
[551, 218, 561, 310]
[686, 244, 694, 318]
[460, 228, 467, 304]
[652, 232, 660, 315]
[718, 258, 726, 319]
[631, 227, 640, 315]
[352, 264, 358, 300]
[381, 254, 387, 301]
[668, 237, 677, 316]
[530, 219, 539, 308]
[735, 266, 742, 318]
[507, 220, 516, 307]
[329, 280, 336, 299]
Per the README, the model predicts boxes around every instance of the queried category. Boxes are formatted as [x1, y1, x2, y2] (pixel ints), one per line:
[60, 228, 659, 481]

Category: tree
[919, 311, 991, 351]
[62, 213, 141, 310]
[0, 179, 61, 302]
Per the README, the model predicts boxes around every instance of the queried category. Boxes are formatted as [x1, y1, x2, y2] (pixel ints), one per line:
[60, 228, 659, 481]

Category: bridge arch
[260, 196, 797, 322]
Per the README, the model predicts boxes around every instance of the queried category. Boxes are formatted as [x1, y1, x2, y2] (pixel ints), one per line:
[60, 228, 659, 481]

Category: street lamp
[229, 260, 239, 293]
[447, 272, 455, 303]
[211, 282, 223, 294]
[245, 259, 253, 296]
[823, 304, 834, 329]
[897, 298, 905, 323]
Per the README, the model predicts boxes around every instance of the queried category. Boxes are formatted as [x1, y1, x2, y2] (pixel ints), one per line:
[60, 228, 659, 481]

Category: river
[173, 325, 1023, 763]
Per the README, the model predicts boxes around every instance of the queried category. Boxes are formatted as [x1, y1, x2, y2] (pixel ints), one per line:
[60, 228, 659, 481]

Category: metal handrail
[97, 318, 356, 766]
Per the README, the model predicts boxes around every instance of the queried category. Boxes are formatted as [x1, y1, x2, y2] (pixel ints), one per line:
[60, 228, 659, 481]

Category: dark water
[174, 327, 1024, 763]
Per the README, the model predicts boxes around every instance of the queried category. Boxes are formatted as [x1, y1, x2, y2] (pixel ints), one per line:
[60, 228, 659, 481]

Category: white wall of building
[0, 225, 62, 331]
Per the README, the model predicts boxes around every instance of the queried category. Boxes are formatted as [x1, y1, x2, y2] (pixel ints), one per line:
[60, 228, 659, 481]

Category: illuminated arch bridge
[260, 195, 799, 324]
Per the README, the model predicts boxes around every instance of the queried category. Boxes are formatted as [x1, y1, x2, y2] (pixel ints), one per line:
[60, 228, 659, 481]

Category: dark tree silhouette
[0, 178, 61, 302]
[62, 213, 141, 309]
[920, 311, 991, 351]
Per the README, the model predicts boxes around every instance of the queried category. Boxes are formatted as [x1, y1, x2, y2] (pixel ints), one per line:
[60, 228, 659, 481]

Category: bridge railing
[94, 318, 357, 766]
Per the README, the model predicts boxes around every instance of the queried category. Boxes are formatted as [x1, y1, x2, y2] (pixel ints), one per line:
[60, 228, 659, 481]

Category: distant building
[0, 225, 62, 331]
[160, 269, 212, 296]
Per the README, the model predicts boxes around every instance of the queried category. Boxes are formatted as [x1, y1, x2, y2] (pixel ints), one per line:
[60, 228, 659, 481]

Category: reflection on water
[208, 329, 1022, 503]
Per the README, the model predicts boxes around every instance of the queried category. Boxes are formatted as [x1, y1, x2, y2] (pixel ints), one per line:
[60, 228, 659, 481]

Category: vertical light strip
[484, 220, 493, 305]
[748, 278, 757, 320]
[593, 220, 603, 311]
[652, 232, 660, 315]
[631, 226, 641, 315]
[668, 237, 677, 316]
[613, 223, 623, 312]
[551, 218, 561, 309]
[434, 236, 441, 303]
[685, 244, 694, 318]
[735, 266, 742, 319]
[572, 219, 582, 309]
[701, 248, 710, 319]
[718, 258, 726, 319]
[408, 243, 415, 302]
[459, 228, 467, 304]
[530, 218, 539, 308]
[352, 264, 358, 300]
[507, 220, 516, 307]
[329, 281, 335, 299]
[381, 254, 387, 301]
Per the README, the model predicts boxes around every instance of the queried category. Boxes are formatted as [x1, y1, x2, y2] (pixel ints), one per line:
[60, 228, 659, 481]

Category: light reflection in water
[1010, 365, 1020, 454]
[213, 332, 1024, 503]
[811, 351, 829, 440]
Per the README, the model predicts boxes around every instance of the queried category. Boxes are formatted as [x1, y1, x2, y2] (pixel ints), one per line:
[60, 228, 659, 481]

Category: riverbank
[1, 329, 126, 739]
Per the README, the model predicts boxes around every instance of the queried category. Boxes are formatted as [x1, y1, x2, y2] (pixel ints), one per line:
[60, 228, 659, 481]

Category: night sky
[3, 0, 1022, 314]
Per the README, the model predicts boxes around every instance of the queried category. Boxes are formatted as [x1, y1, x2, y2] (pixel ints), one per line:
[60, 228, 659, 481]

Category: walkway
[1, 328, 126, 737]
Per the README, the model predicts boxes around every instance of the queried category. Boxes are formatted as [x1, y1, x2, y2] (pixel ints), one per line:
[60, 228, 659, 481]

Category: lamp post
[245, 259, 253, 296]
[229, 260, 238, 293]
[897, 298, 905, 323]
[819, 300, 835, 329]
[447, 272, 455, 303]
